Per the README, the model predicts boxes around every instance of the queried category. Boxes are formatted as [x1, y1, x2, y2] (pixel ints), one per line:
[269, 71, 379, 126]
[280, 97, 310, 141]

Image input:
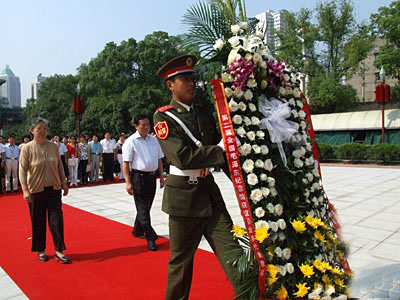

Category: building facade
[347, 38, 397, 102]
[255, 9, 289, 50]
[0, 65, 21, 108]
[31, 73, 48, 99]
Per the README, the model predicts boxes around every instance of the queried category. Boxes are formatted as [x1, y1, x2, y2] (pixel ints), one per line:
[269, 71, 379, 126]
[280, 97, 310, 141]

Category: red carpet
[0, 193, 234, 300]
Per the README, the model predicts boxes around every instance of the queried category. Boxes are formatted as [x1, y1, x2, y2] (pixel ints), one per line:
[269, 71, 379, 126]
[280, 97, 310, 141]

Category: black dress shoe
[38, 252, 49, 262]
[147, 240, 157, 251]
[55, 252, 71, 264]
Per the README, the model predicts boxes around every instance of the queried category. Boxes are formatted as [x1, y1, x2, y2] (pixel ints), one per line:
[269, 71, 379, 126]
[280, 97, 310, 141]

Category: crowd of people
[0, 132, 126, 193]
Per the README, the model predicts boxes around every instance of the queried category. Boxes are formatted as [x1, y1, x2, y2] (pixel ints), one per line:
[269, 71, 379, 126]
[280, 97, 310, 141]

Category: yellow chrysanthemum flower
[231, 225, 246, 237]
[291, 220, 306, 233]
[314, 230, 326, 243]
[255, 227, 270, 243]
[267, 264, 279, 278]
[275, 285, 288, 299]
[293, 283, 309, 297]
[305, 216, 318, 229]
[334, 277, 345, 288]
[322, 261, 333, 271]
[330, 267, 342, 275]
[322, 274, 331, 283]
[313, 259, 326, 273]
[314, 217, 327, 229]
[268, 276, 278, 286]
[299, 263, 315, 278]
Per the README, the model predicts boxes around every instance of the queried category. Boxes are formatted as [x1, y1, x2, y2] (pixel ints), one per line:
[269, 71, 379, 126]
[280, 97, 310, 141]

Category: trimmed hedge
[316, 142, 400, 163]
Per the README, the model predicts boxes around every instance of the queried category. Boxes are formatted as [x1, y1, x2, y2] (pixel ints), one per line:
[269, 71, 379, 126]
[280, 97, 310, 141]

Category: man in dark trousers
[122, 115, 165, 251]
[153, 55, 242, 300]
[100, 132, 115, 182]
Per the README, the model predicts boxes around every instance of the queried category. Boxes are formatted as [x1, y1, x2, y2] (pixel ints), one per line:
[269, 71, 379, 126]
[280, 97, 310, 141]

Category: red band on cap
[163, 65, 194, 80]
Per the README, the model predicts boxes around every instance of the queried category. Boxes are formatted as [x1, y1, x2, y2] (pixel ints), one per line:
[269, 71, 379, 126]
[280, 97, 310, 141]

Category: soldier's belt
[169, 165, 209, 184]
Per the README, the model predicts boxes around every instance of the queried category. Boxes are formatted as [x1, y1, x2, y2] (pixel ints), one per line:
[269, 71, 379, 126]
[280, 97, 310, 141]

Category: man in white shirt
[4, 135, 20, 192]
[100, 132, 116, 182]
[122, 115, 165, 251]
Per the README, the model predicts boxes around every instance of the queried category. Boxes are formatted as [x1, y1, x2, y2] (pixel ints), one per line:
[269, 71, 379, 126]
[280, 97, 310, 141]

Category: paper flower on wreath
[258, 95, 298, 167]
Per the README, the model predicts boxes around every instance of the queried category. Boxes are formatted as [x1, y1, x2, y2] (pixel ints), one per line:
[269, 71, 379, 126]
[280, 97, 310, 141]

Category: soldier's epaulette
[156, 105, 174, 113]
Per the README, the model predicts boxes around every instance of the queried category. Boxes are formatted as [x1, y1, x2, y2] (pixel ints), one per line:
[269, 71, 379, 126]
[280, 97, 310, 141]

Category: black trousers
[79, 159, 88, 184]
[131, 170, 158, 242]
[60, 155, 69, 178]
[28, 187, 66, 252]
[102, 153, 114, 181]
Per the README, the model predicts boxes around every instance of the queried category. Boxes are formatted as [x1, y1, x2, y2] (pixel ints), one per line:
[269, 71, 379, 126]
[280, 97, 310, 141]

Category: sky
[0, 0, 394, 106]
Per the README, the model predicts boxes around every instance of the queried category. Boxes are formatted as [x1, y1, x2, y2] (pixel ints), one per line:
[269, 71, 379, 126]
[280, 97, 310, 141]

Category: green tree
[371, 0, 400, 79]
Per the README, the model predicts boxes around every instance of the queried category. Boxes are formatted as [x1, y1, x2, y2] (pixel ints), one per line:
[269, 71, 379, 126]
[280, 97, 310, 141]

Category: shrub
[335, 143, 369, 161]
[317, 143, 337, 160]
[367, 144, 400, 162]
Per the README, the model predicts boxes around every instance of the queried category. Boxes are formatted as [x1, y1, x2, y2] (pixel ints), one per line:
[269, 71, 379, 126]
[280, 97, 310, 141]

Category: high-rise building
[31, 73, 48, 99]
[255, 9, 289, 50]
[0, 65, 21, 108]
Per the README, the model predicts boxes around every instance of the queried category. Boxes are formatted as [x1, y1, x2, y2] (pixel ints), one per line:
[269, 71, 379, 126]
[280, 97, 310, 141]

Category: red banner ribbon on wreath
[211, 79, 267, 300]
[302, 96, 351, 274]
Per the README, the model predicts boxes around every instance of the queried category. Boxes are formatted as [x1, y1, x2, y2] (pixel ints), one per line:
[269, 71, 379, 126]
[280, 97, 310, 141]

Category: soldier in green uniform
[153, 55, 242, 300]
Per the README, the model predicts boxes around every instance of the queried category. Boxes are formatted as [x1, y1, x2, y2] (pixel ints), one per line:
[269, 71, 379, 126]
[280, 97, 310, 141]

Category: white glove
[218, 137, 241, 152]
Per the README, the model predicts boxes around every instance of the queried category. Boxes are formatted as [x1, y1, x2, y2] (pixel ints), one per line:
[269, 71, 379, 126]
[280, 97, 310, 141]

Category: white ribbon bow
[258, 95, 298, 167]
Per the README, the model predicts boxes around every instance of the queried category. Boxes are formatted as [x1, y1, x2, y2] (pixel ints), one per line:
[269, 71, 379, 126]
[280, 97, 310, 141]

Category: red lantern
[375, 82, 390, 104]
[72, 95, 85, 115]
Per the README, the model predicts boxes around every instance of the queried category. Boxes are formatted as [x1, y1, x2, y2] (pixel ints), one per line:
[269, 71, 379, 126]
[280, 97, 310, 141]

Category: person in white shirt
[122, 115, 165, 251]
[100, 132, 116, 182]
[4, 135, 20, 192]
[54, 135, 69, 178]
[18, 135, 31, 150]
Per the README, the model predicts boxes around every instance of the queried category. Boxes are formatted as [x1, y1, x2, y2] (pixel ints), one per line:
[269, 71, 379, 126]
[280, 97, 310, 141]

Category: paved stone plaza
[1, 165, 400, 299]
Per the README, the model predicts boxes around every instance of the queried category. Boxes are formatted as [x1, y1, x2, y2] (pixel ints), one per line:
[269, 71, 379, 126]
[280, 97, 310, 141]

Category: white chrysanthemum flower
[243, 89, 253, 100]
[260, 173, 268, 181]
[277, 219, 286, 230]
[228, 99, 239, 112]
[299, 110, 306, 119]
[293, 88, 301, 98]
[246, 131, 256, 141]
[325, 285, 335, 296]
[239, 143, 252, 156]
[238, 102, 246, 111]
[249, 103, 257, 112]
[247, 173, 258, 186]
[225, 87, 233, 97]
[294, 158, 304, 168]
[292, 109, 298, 118]
[278, 232, 286, 241]
[243, 116, 251, 126]
[274, 204, 283, 216]
[285, 87, 292, 95]
[247, 79, 257, 88]
[266, 203, 275, 214]
[267, 177, 275, 186]
[318, 196, 324, 203]
[260, 145, 269, 155]
[297, 100, 304, 108]
[274, 246, 282, 257]
[304, 190, 310, 198]
[291, 73, 297, 83]
[213, 38, 224, 51]
[286, 263, 294, 274]
[283, 73, 290, 82]
[306, 143, 313, 151]
[255, 159, 264, 168]
[279, 86, 286, 96]
[255, 207, 265, 218]
[222, 72, 233, 83]
[251, 116, 260, 126]
[264, 159, 273, 171]
[250, 189, 263, 203]
[261, 187, 270, 197]
[232, 114, 243, 125]
[231, 24, 241, 35]
[303, 178, 309, 184]
[255, 220, 269, 229]
[235, 126, 246, 137]
[270, 187, 278, 197]
[228, 35, 240, 47]
[312, 168, 320, 177]
[252, 144, 261, 154]
[233, 87, 244, 98]
[242, 159, 254, 173]
[282, 248, 291, 260]
[306, 173, 314, 182]
[300, 121, 307, 129]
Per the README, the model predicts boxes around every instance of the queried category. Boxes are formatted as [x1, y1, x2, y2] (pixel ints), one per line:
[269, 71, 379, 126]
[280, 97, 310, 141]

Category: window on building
[374, 52, 379, 61]
[375, 72, 380, 81]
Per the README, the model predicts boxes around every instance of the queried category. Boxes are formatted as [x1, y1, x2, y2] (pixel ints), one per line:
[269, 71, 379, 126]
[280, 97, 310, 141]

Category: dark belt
[131, 169, 156, 176]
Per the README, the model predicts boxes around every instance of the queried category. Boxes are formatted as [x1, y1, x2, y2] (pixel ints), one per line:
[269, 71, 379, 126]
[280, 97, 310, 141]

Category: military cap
[156, 54, 197, 81]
